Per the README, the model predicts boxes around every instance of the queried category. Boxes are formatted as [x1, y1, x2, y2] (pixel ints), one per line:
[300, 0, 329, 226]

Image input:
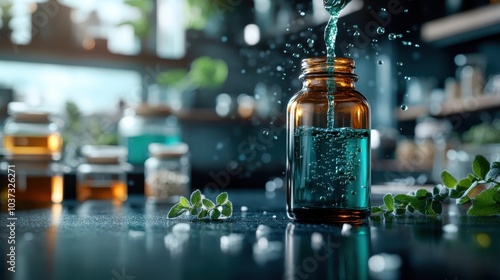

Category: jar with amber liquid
[1, 158, 64, 210]
[286, 57, 371, 223]
[3, 102, 63, 161]
[76, 145, 129, 202]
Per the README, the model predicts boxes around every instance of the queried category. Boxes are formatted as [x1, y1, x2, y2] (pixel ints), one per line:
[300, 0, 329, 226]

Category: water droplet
[319, 196, 326, 202]
[404, 76, 411, 81]
[414, 44, 420, 48]
[263, 130, 269, 136]
[299, 11, 305, 16]
[400, 104, 408, 111]
[377, 60, 384, 65]
[388, 33, 397, 40]
[396, 62, 403, 66]
[376, 27, 385, 34]
[221, 36, 228, 42]
[292, 53, 300, 58]
[285, 43, 291, 48]
[404, 9, 409, 13]
[351, 191, 357, 195]
[307, 27, 313, 32]
[307, 38, 314, 45]
[297, 43, 303, 48]
[273, 136, 278, 140]
[353, 31, 360, 36]
[241, 69, 246, 74]
[276, 66, 284, 71]
[381, 8, 386, 12]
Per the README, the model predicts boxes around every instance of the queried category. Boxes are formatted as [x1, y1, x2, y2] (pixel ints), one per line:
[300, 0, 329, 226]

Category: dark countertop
[2, 189, 500, 280]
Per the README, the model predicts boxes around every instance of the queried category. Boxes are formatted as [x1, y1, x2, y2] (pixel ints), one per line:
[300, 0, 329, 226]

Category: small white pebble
[241, 206, 248, 212]
[172, 223, 190, 233]
[341, 224, 352, 236]
[272, 215, 277, 219]
[128, 230, 145, 239]
[443, 224, 458, 233]
[311, 232, 324, 250]
[263, 211, 267, 215]
[256, 224, 271, 239]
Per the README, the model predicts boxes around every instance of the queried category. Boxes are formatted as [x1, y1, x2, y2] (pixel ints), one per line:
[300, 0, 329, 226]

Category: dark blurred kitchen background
[1, 0, 500, 198]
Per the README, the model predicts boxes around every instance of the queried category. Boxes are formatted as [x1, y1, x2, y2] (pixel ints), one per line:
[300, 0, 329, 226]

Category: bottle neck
[300, 57, 358, 90]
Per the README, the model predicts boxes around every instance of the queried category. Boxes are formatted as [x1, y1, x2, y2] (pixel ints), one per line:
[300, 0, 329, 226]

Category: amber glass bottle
[286, 57, 370, 224]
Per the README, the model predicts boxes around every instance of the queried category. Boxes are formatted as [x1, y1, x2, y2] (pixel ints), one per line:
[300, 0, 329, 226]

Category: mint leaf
[472, 155, 490, 180]
[410, 199, 427, 214]
[431, 201, 442, 214]
[458, 195, 471, 204]
[416, 189, 428, 198]
[371, 206, 383, 214]
[467, 173, 476, 182]
[395, 208, 406, 215]
[467, 188, 500, 216]
[456, 178, 472, 192]
[216, 192, 228, 205]
[190, 189, 202, 207]
[441, 170, 457, 189]
[179, 196, 190, 207]
[202, 198, 215, 209]
[210, 208, 221, 220]
[198, 209, 208, 219]
[221, 201, 233, 217]
[384, 194, 394, 211]
[168, 203, 188, 218]
[394, 194, 414, 204]
[190, 208, 199, 215]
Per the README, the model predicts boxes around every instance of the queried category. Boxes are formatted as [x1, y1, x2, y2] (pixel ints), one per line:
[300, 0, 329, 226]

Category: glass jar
[286, 57, 371, 223]
[145, 143, 190, 203]
[1, 158, 64, 209]
[76, 145, 129, 202]
[2, 102, 63, 160]
[118, 104, 181, 165]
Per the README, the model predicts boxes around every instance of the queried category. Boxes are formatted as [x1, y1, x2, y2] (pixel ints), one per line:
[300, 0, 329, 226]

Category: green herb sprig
[167, 190, 233, 220]
[372, 155, 500, 217]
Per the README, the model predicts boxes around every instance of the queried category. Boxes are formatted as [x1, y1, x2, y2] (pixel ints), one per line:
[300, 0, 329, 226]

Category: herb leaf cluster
[168, 190, 233, 220]
[372, 155, 500, 217]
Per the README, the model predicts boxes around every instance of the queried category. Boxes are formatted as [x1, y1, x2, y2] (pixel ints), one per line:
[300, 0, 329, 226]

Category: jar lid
[8, 102, 52, 123]
[149, 143, 188, 158]
[81, 145, 127, 164]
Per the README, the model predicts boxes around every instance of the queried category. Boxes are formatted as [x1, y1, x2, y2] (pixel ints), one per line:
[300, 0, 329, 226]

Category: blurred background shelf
[396, 94, 500, 121]
[421, 4, 500, 47]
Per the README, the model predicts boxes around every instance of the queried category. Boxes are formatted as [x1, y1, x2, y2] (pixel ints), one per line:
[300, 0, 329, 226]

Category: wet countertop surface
[2, 189, 500, 280]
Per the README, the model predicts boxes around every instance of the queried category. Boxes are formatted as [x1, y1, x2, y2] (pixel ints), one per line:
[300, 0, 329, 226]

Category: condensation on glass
[286, 57, 371, 224]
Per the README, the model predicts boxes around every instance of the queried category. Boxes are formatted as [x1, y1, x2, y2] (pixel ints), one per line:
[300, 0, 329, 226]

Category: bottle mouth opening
[300, 57, 357, 79]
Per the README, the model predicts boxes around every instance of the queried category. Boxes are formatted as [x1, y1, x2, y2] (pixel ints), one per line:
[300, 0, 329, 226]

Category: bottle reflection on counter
[284, 223, 370, 280]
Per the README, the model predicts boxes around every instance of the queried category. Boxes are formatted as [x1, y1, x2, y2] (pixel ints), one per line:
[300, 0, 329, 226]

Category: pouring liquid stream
[323, 0, 352, 129]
